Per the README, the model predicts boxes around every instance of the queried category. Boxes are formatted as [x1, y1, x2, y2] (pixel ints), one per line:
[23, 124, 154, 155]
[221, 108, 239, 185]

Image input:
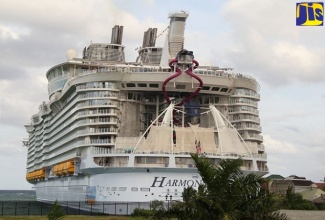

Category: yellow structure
[53, 160, 75, 176]
[26, 168, 45, 181]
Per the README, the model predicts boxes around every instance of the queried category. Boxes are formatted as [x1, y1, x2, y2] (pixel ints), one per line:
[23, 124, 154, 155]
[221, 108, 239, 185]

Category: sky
[0, 0, 324, 190]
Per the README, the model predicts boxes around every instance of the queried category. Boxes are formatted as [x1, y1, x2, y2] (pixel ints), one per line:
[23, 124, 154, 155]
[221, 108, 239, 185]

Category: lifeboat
[26, 168, 45, 182]
[53, 160, 75, 177]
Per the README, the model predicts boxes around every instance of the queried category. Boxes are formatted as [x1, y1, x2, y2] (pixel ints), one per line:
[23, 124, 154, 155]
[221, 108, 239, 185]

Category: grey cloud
[219, 0, 325, 87]
[282, 125, 301, 133]
[0, 65, 28, 80]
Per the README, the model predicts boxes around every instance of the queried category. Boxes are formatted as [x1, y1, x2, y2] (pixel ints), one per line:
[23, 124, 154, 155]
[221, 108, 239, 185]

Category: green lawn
[0, 216, 145, 220]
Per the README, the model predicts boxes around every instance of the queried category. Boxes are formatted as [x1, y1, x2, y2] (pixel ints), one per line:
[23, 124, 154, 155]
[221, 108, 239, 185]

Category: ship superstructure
[24, 11, 267, 204]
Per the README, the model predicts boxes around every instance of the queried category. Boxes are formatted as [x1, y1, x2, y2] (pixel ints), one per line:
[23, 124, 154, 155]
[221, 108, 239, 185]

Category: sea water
[0, 190, 43, 216]
[0, 190, 36, 201]
[0, 190, 100, 216]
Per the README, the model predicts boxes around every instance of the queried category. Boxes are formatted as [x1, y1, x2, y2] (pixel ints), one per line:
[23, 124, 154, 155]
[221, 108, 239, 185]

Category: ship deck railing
[90, 147, 267, 159]
[69, 64, 258, 86]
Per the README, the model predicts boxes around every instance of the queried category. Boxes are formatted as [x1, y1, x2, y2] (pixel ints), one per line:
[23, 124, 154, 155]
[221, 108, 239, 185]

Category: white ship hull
[35, 167, 200, 202]
[35, 166, 267, 203]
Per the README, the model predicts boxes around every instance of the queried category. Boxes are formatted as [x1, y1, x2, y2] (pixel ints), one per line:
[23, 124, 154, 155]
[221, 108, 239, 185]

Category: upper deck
[46, 59, 260, 99]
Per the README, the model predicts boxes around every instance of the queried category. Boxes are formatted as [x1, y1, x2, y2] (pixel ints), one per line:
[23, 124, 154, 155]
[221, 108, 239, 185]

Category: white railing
[90, 147, 267, 159]
[68, 64, 259, 89]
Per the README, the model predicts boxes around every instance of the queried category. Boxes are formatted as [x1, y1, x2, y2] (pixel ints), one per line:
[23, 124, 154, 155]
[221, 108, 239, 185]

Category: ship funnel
[111, 25, 124, 45]
[82, 25, 125, 62]
[143, 28, 157, 47]
[160, 11, 188, 66]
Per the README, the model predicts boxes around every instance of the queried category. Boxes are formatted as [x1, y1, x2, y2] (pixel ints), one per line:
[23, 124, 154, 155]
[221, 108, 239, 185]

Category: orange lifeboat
[26, 168, 46, 182]
[53, 160, 75, 176]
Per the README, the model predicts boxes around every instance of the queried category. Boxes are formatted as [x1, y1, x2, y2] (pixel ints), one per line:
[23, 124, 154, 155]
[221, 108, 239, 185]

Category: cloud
[220, 0, 325, 86]
[0, 65, 29, 80]
[0, 71, 48, 127]
[264, 132, 325, 181]
[0, 24, 25, 40]
[263, 134, 298, 154]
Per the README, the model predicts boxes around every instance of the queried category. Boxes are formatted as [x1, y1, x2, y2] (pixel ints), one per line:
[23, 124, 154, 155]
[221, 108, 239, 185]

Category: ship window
[111, 187, 117, 191]
[212, 87, 220, 91]
[221, 88, 228, 92]
[138, 83, 147, 87]
[126, 83, 136, 87]
[33, 116, 40, 124]
[118, 187, 127, 191]
[174, 17, 186, 22]
[121, 83, 125, 88]
[127, 93, 133, 100]
[149, 84, 159, 88]
[136, 157, 145, 163]
[146, 157, 157, 163]
[140, 187, 150, 192]
[201, 86, 210, 90]
[131, 187, 138, 192]
[176, 84, 186, 89]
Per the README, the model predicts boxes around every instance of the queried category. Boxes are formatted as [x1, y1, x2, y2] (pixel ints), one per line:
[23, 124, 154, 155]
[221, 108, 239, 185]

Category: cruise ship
[24, 11, 268, 206]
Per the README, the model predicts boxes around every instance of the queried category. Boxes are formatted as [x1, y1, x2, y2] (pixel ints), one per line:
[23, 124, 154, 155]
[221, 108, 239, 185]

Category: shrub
[46, 200, 65, 220]
[131, 208, 152, 218]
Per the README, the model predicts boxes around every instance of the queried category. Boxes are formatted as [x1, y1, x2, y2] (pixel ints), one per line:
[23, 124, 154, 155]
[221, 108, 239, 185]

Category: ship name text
[150, 177, 202, 188]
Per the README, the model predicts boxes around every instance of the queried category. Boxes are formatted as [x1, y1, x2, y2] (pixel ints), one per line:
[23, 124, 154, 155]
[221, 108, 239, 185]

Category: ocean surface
[0, 190, 106, 216]
[0, 190, 36, 201]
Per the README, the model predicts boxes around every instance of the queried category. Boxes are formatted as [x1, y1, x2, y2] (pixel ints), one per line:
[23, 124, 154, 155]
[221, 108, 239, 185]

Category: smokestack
[160, 11, 189, 66]
[167, 11, 188, 58]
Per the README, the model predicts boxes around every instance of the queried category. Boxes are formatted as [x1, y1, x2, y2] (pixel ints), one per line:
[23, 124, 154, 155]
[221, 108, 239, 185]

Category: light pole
[165, 195, 172, 209]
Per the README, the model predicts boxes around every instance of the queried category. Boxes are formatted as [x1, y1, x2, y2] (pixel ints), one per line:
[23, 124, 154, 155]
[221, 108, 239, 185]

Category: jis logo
[296, 2, 324, 26]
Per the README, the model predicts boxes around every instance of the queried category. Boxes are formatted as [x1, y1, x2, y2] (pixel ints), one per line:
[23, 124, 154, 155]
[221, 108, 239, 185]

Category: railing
[68, 64, 259, 89]
[232, 91, 260, 99]
[230, 117, 260, 123]
[229, 99, 258, 107]
[0, 201, 153, 216]
[258, 167, 269, 172]
[257, 144, 265, 152]
[77, 118, 118, 125]
[228, 108, 259, 115]
[252, 153, 267, 159]
[235, 125, 262, 132]
[242, 134, 263, 142]
[90, 147, 267, 159]
[78, 128, 118, 135]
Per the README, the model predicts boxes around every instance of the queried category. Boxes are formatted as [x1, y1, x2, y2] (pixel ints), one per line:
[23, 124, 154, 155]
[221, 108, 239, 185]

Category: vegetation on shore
[46, 201, 65, 220]
[0, 216, 145, 220]
[132, 153, 324, 219]
[132, 153, 288, 219]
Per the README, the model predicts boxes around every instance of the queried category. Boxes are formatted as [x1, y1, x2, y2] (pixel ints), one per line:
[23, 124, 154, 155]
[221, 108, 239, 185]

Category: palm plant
[174, 154, 288, 220]
[46, 200, 65, 220]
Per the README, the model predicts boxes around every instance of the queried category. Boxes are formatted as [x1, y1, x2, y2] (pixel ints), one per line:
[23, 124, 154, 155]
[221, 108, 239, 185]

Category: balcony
[235, 124, 262, 132]
[257, 144, 265, 152]
[242, 134, 263, 142]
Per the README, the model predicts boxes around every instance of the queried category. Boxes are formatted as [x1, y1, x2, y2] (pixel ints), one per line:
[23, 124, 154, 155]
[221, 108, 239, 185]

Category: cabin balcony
[257, 144, 265, 152]
[242, 134, 263, 142]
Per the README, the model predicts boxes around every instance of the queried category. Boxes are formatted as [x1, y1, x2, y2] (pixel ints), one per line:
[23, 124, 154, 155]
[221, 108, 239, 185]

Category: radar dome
[66, 49, 78, 60]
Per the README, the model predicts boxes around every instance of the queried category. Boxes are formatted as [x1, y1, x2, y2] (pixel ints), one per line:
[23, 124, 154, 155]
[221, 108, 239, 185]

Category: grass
[0, 216, 145, 220]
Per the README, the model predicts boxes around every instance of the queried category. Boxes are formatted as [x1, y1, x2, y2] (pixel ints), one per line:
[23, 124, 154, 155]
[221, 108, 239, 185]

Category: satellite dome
[66, 49, 78, 60]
